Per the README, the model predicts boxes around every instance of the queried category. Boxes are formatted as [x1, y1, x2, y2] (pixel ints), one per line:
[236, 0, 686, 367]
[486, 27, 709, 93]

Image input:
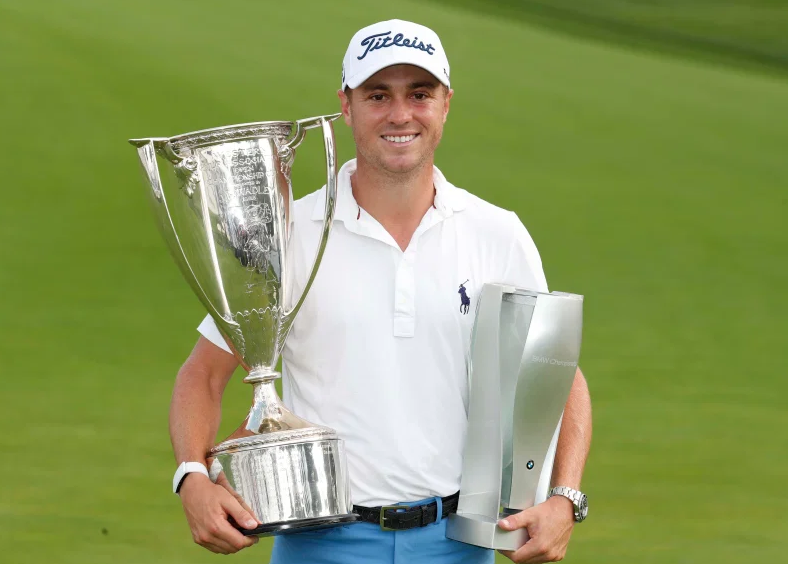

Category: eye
[369, 93, 386, 101]
[412, 92, 429, 100]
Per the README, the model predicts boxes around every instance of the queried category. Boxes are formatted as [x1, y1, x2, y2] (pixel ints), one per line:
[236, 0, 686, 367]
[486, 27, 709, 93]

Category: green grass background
[434, 0, 788, 73]
[0, 0, 786, 562]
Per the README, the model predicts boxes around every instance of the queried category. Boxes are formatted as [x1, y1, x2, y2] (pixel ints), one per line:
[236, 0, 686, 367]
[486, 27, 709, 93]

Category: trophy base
[445, 512, 529, 551]
[210, 431, 353, 530]
[237, 513, 359, 537]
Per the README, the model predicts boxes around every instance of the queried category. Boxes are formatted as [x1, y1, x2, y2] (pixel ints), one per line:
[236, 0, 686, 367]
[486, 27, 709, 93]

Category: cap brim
[344, 58, 450, 90]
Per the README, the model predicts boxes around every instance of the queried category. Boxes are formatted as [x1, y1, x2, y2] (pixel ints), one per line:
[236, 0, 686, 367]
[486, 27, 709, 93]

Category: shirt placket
[390, 206, 450, 338]
[393, 242, 417, 338]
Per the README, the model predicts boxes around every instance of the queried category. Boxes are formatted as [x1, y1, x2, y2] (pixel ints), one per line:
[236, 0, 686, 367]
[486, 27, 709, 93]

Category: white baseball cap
[341, 19, 450, 90]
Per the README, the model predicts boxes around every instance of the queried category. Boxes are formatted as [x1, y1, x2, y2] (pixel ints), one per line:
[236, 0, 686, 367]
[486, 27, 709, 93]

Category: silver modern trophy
[129, 114, 356, 535]
[446, 283, 583, 550]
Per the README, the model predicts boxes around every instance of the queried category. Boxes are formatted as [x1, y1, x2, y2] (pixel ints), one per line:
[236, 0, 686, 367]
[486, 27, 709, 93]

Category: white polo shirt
[198, 159, 548, 506]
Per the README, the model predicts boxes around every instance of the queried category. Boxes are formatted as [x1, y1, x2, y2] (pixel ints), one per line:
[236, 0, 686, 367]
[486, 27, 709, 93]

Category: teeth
[383, 134, 416, 143]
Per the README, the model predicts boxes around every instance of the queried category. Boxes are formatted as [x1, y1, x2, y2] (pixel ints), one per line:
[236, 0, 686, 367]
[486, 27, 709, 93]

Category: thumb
[498, 507, 535, 531]
[220, 493, 259, 530]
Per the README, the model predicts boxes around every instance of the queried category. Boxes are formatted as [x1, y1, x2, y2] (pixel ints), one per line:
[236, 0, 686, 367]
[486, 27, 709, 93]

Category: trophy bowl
[130, 114, 355, 535]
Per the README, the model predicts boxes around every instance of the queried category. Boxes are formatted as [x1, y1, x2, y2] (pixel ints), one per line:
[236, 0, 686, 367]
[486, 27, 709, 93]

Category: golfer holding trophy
[132, 19, 591, 564]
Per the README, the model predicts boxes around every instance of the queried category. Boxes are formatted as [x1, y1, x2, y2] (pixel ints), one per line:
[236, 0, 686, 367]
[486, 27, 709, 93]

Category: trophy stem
[244, 371, 315, 434]
[243, 368, 280, 384]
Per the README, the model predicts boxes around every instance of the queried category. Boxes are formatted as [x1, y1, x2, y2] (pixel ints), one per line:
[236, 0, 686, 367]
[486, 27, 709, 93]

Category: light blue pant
[270, 497, 493, 564]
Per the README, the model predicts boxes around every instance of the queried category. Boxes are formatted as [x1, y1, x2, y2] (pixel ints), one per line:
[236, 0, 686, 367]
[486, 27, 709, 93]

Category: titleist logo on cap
[357, 31, 436, 60]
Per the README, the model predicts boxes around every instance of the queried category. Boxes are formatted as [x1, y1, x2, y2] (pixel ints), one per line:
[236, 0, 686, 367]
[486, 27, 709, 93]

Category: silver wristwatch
[548, 486, 588, 522]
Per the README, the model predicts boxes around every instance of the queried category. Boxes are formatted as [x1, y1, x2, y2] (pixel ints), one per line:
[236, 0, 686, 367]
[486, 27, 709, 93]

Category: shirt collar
[311, 159, 466, 222]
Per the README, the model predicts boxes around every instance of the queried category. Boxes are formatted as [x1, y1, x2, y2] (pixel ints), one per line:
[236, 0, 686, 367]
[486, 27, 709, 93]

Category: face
[338, 65, 453, 175]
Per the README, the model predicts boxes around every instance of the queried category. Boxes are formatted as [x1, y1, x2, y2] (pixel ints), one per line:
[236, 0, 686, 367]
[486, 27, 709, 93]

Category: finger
[220, 493, 259, 530]
[498, 508, 536, 531]
[213, 518, 259, 550]
[209, 522, 260, 553]
[232, 493, 259, 523]
[208, 457, 223, 483]
[216, 474, 259, 521]
[510, 538, 550, 564]
[215, 472, 230, 488]
[199, 536, 234, 554]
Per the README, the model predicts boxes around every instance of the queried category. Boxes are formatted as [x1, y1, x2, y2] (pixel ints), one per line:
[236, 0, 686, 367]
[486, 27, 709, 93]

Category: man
[169, 19, 592, 564]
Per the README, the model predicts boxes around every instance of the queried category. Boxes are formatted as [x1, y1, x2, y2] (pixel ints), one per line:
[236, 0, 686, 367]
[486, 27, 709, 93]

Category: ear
[338, 89, 352, 127]
[443, 88, 453, 124]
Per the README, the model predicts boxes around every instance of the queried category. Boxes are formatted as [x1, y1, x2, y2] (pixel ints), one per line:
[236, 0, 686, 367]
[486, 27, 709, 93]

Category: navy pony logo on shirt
[458, 280, 470, 315]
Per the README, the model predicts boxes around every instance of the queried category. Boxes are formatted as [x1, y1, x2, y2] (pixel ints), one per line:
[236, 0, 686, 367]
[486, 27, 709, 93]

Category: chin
[380, 153, 427, 174]
[382, 161, 416, 174]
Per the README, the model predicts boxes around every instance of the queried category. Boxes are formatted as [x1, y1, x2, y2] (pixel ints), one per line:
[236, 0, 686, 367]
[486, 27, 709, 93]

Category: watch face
[577, 494, 589, 522]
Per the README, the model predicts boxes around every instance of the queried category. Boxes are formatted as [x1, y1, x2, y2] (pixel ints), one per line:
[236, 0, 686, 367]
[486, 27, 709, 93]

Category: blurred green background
[0, 0, 786, 562]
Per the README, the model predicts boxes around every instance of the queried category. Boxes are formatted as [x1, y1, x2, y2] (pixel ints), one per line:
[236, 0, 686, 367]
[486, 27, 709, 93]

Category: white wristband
[173, 461, 210, 494]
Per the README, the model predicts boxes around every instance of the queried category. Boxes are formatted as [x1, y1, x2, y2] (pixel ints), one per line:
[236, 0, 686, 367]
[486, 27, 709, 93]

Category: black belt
[353, 491, 459, 531]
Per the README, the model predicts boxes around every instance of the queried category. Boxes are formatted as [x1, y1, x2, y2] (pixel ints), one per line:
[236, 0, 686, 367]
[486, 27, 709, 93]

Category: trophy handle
[285, 113, 341, 151]
[279, 115, 340, 339]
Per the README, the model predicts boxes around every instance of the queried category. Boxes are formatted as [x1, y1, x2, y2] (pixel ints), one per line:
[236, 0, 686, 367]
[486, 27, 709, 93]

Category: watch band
[172, 461, 210, 494]
[548, 486, 587, 522]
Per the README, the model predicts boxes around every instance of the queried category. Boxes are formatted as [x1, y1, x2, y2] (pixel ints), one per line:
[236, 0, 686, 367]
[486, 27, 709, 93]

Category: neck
[351, 156, 436, 251]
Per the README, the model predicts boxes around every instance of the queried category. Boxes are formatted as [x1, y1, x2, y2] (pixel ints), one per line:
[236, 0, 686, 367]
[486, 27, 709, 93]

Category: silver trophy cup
[130, 114, 356, 535]
[446, 283, 583, 550]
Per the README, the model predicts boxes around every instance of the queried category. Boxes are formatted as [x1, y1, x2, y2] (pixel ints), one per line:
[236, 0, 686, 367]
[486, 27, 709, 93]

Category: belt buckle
[379, 504, 410, 531]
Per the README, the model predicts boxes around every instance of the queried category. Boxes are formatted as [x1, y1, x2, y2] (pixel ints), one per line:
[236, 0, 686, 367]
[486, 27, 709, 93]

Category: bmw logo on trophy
[129, 114, 356, 535]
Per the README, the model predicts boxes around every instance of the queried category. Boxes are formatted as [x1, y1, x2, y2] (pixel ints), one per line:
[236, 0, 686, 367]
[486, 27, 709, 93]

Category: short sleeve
[500, 212, 549, 293]
[197, 314, 233, 354]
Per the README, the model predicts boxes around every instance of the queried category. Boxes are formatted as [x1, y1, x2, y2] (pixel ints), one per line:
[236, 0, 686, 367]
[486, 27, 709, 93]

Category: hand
[497, 496, 575, 563]
[179, 473, 261, 554]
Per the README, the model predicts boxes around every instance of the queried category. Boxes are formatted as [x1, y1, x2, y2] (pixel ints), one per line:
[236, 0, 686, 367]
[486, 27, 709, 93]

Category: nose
[387, 95, 412, 125]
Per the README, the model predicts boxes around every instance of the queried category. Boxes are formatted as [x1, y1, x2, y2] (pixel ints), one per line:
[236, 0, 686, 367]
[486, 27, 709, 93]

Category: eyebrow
[360, 80, 441, 92]
[409, 80, 440, 90]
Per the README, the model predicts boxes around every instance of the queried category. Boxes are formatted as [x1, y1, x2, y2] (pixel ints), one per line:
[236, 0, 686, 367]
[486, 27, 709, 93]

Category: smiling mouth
[381, 134, 419, 143]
